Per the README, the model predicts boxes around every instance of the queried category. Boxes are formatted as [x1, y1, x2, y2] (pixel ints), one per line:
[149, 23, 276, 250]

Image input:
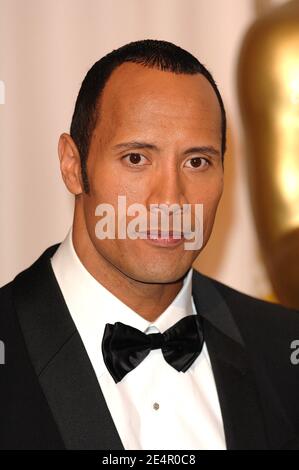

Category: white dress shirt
[50, 227, 226, 450]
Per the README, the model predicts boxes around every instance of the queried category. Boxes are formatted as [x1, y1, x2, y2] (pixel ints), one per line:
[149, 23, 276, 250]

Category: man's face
[81, 62, 224, 283]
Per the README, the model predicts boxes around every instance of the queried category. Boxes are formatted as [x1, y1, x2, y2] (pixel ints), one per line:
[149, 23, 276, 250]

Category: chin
[125, 262, 190, 285]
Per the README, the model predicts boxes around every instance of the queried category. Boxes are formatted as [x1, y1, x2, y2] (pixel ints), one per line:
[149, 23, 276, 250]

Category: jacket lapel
[192, 269, 297, 450]
[13, 243, 124, 450]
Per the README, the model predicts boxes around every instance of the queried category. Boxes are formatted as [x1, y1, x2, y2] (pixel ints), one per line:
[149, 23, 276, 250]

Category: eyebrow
[111, 141, 221, 158]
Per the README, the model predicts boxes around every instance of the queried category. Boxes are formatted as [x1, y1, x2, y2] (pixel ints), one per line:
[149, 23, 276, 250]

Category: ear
[57, 133, 83, 195]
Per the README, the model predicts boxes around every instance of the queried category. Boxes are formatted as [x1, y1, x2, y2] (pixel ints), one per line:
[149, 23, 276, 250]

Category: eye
[122, 153, 148, 166]
[184, 157, 210, 169]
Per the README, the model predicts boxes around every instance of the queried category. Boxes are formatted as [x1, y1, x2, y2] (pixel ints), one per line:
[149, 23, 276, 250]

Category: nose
[145, 163, 188, 219]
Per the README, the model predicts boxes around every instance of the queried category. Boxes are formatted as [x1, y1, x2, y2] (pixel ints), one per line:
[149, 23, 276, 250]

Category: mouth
[146, 230, 183, 239]
[139, 230, 188, 248]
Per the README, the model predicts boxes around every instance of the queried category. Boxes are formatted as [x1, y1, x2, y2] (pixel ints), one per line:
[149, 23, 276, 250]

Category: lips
[133, 229, 187, 248]
[146, 230, 184, 240]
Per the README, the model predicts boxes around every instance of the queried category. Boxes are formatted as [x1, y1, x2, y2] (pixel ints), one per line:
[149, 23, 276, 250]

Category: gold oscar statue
[237, 0, 299, 309]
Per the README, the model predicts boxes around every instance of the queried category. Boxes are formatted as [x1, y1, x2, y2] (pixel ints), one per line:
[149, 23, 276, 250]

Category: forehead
[96, 62, 221, 139]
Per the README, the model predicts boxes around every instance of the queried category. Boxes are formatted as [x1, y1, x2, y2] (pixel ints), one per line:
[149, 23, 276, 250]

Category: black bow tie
[101, 314, 204, 383]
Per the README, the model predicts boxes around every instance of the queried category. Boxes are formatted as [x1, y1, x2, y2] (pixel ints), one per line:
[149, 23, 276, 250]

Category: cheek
[194, 179, 223, 230]
[204, 184, 223, 215]
[90, 165, 144, 207]
[192, 175, 223, 208]
[88, 154, 123, 194]
[207, 181, 223, 207]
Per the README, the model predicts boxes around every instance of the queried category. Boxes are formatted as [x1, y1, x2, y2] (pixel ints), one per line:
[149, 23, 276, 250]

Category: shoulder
[0, 280, 15, 332]
[193, 269, 299, 358]
[208, 274, 299, 329]
[0, 243, 61, 325]
[199, 272, 299, 370]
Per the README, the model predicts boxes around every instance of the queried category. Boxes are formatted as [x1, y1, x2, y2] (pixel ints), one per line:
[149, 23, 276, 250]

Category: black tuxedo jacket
[0, 242, 299, 450]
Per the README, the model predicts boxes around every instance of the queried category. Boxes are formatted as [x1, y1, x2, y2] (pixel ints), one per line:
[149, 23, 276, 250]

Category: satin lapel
[12, 244, 124, 450]
[192, 269, 297, 450]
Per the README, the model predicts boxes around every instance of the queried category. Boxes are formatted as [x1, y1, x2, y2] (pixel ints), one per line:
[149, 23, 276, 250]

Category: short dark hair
[70, 39, 227, 194]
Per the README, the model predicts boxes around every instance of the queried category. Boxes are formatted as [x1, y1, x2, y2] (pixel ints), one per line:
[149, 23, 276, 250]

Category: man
[0, 39, 299, 450]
